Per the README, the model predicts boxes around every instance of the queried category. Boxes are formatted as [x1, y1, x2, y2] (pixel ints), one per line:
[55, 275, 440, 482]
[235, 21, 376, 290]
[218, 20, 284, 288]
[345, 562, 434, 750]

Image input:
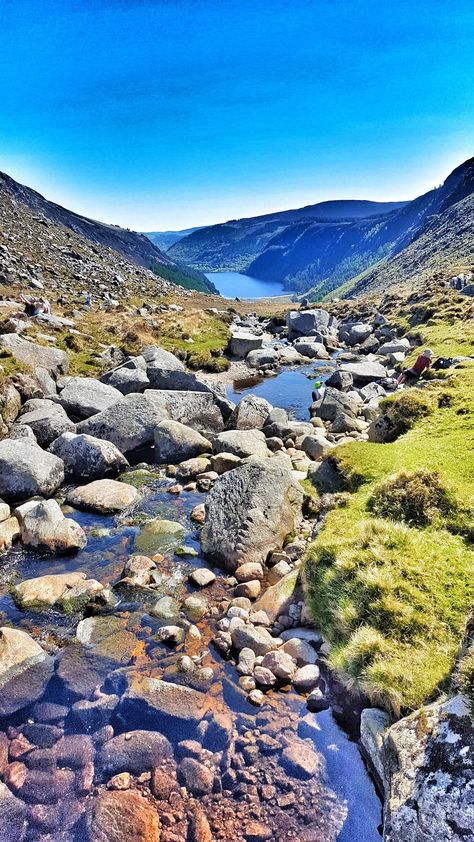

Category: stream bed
[0, 368, 382, 842]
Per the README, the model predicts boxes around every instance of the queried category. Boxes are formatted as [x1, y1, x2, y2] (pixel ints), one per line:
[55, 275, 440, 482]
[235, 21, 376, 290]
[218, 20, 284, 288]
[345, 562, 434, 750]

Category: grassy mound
[305, 363, 474, 714]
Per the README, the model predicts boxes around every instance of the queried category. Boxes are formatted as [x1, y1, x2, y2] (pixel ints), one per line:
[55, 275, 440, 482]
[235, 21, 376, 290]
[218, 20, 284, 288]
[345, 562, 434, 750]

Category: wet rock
[261, 650, 296, 682]
[135, 518, 185, 555]
[201, 457, 303, 570]
[0, 628, 54, 717]
[67, 478, 138, 513]
[281, 637, 319, 665]
[293, 664, 320, 692]
[231, 625, 280, 657]
[76, 392, 167, 454]
[248, 688, 265, 706]
[0, 439, 64, 503]
[359, 707, 390, 793]
[190, 503, 205, 524]
[176, 456, 211, 481]
[119, 674, 207, 736]
[0, 515, 20, 551]
[281, 739, 320, 779]
[16, 766, 76, 804]
[253, 666, 277, 687]
[72, 694, 120, 731]
[13, 571, 92, 609]
[235, 580, 261, 599]
[183, 595, 207, 622]
[235, 562, 264, 582]
[0, 780, 27, 842]
[151, 768, 177, 800]
[151, 596, 181, 621]
[22, 723, 62, 749]
[49, 432, 128, 480]
[188, 802, 213, 842]
[32, 702, 69, 724]
[56, 376, 122, 418]
[213, 429, 270, 458]
[189, 568, 216, 588]
[15, 499, 86, 553]
[98, 730, 173, 778]
[228, 395, 272, 430]
[15, 401, 75, 448]
[56, 645, 122, 698]
[86, 789, 161, 842]
[306, 687, 329, 712]
[179, 757, 213, 795]
[154, 419, 212, 463]
[252, 569, 300, 623]
[0, 334, 68, 376]
[156, 625, 184, 646]
[101, 356, 150, 395]
[120, 554, 157, 587]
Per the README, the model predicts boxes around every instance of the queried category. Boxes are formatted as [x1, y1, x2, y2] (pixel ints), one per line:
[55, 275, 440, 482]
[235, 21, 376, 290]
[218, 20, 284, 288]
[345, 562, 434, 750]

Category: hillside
[167, 200, 407, 274]
[145, 227, 204, 251]
[0, 172, 215, 293]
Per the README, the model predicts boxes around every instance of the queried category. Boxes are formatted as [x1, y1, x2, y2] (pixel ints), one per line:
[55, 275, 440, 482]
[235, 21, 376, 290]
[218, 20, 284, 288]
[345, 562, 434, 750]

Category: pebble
[248, 689, 265, 707]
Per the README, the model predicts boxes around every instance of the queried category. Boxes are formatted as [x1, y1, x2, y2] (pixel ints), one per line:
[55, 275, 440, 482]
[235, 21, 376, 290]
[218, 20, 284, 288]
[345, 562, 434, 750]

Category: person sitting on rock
[312, 380, 325, 402]
[397, 348, 433, 386]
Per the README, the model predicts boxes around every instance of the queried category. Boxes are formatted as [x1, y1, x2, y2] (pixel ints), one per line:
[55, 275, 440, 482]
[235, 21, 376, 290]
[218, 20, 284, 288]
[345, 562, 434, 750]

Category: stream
[0, 365, 382, 841]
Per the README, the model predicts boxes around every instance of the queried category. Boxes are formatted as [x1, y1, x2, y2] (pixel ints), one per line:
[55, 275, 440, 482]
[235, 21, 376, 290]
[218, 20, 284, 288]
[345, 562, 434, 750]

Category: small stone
[189, 568, 216, 588]
[293, 664, 320, 692]
[248, 689, 265, 706]
[108, 772, 131, 790]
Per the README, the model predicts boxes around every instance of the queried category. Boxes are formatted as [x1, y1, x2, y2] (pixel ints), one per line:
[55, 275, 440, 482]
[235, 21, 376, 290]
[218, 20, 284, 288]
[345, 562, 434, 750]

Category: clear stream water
[0, 365, 382, 841]
[206, 271, 293, 300]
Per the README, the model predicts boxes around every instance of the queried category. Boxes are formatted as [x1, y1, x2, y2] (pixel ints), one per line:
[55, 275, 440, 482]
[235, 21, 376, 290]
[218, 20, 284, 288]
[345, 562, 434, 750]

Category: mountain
[145, 227, 204, 251]
[0, 172, 216, 293]
[167, 200, 408, 273]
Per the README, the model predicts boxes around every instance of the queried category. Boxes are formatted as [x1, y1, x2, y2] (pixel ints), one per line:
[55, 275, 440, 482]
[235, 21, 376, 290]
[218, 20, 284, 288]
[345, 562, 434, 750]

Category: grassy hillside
[305, 291, 474, 715]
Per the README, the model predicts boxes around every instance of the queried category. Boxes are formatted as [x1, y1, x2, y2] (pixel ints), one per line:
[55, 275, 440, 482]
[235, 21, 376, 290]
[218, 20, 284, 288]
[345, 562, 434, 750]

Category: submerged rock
[134, 518, 185, 555]
[0, 781, 27, 842]
[98, 729, 173, 777]
[119, 673, 208, 736]
[86, 789, 161, 842]
[201, 457, 303, 570]
[0, 627, 54, 716]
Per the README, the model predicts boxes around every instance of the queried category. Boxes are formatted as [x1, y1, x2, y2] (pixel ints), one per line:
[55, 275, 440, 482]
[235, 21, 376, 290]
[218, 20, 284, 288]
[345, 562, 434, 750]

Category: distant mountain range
[145, 227, 204, 251]
[163, 158, 474, 300]
[0, 172, 216, 294]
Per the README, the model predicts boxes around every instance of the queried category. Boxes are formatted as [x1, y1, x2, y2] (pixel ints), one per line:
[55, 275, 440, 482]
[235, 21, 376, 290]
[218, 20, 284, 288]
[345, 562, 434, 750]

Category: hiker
[312, 380, 325, 402]
[397, 348, 433, 385]
[20, 293, 35, 316]
[85, 292, 92, 307]
[41, 297, 52, 315]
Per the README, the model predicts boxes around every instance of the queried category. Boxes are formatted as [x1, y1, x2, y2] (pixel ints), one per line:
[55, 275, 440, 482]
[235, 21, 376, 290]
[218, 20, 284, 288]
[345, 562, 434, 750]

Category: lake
[206, 270, 293, 299]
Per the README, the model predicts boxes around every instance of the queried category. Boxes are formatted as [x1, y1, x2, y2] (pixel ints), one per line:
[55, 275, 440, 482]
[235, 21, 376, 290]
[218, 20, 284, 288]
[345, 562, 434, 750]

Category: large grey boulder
[154, 419, 211, 463]
[0, 334, 68, 376]
[227, 395, 272, 430]
[15, 498, 87, 553]
[378, 339, 410, 355]
[145, 390, 225, 434]
[230, 332, 263, 358]
[213, 429, 270, 458]
[56, 376, 122, 418]
[0, 627, 54, 716]
[325, 369, 354, 391]
[346, 323, 373, 346]
[315, 387, 359, 421]
[201, 457, 303, 570]
[293, 339, 330, 360]
[246, 348, 279, 368]
[15, 401, 75, 447]
[76, 393, 168, 453]
[301, 434, 335, 460]
[0, 440, 64, 503]
[341, 361, 387, 384]
[382, 695, 474, 842]
[286, 309, 337, 340]
[67, 479, 138, 513]
[101, 356, 150, 395]
[49, 432, 128, 480]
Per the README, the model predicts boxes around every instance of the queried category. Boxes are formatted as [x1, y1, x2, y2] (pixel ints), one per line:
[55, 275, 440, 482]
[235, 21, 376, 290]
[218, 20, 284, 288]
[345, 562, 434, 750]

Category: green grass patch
[158, 313, 230, 371]
[304, 363, 474, 714]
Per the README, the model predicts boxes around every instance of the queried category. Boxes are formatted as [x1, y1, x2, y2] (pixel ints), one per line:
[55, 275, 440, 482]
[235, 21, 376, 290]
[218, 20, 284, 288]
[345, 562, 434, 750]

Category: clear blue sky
[1, 0, 473, 230]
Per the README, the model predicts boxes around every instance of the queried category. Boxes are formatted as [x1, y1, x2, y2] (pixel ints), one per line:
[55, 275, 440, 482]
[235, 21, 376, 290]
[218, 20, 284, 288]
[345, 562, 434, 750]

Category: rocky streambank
[0, 303, 471, 841]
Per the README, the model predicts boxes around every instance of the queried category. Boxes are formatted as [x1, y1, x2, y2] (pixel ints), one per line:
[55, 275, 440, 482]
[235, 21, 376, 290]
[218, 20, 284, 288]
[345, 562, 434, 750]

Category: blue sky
[1, 0, 473, 230]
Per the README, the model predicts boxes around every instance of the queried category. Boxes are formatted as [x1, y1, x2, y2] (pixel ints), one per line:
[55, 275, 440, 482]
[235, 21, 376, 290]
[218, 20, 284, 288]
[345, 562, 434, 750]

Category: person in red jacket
[397, 348, 433, 385]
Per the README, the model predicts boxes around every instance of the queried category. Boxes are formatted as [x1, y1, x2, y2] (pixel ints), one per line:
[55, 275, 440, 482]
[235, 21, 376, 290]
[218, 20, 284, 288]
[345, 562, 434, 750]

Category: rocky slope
[168, 200, 407, 274]
[0, 172, 215, 293]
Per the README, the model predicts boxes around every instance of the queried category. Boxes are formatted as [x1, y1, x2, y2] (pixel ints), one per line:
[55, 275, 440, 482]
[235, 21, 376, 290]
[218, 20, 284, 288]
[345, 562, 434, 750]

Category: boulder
[252, 569, 300, 623]
[367, 413, 399, 444]
[260, 650, 296, 682]
[101, 356, 150, 395]
[119, 674, 207, 737]
[154, 420, 212, 463]
[67, 479, 138, 513]
[246, 348, 279, 368]
[211, 452, 241, 474]
[359, 707, 390, 794]
[281, 637, 318, 665]
[281, 740, 320, 779]
[0, 334, 68, 376]
[347, 323, 373, 346]
[0, 440, 64, 503]
[315, 387, 359, 421]
[0, 516, 20, 551]
[143, 344, 185, 387]
[15, 402, 75, 447]
[15, 499, 86, 553]
[293, 339, 330, 360]
[0, 627, 54, 716]
[213, 429, 270, 459]
[201, 458, 303, 570]
[325, 369, 354, 391]
[176, 456, 211, 481]
[231, 624, 280, 657]
[76, 393, 167, 453]
[382, 695, 474, 842]
[228, 395, 272, 430]
[56, 376, 122, 418]
[86, 789, 160, 842]
[189, 568, 216, 588]
[286, 309, 337, 340]
[230, 332, 263, 358]
[377, 339, 410, 355]
[293, 664, 320, 692]
[301, 434, 335, 460]
[340, 361, 387, 384]
[49, 432, 128, 480]
[145, 389, 225, 434]
[120, 555, 157, 587]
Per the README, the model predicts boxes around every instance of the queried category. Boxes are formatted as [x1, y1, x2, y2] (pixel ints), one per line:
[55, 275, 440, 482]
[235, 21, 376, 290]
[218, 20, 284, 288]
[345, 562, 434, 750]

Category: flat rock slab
[57, 376, 122, 418]
[119, 674, 208, 738]
[67, 479, 138, 513]
[76, 393, 168, 453]
[0, 333, 68, 376]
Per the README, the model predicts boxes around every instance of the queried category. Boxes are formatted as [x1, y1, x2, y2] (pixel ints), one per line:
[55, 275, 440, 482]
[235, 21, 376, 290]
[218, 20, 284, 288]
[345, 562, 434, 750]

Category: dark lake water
[206, 271, 293, 299]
